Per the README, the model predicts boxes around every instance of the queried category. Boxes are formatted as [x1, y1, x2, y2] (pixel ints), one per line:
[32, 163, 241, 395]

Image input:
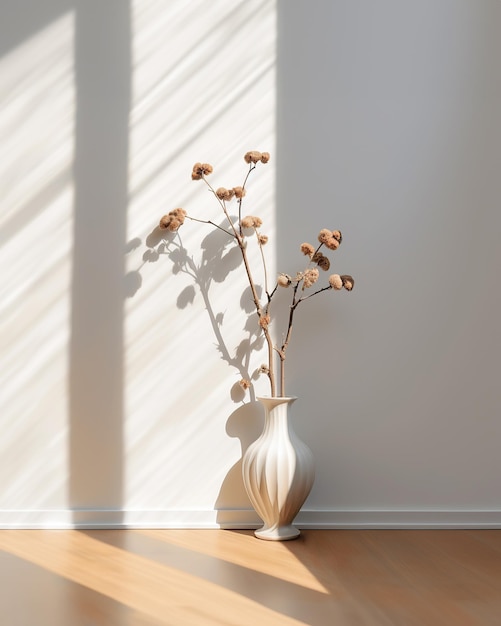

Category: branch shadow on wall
[144, 223, 265, 520]
[145, 223, 266, 401]
[68, 0, 131, 522]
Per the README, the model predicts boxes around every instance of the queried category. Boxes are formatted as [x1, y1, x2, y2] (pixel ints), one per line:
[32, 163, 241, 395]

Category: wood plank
[0, 530, 500, 625]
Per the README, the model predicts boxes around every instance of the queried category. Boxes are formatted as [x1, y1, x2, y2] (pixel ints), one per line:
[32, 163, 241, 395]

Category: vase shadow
[215, 401, 263, 528]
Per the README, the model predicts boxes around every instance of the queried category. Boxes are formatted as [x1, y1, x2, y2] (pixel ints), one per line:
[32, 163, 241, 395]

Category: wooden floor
[1, 529, 500, 625]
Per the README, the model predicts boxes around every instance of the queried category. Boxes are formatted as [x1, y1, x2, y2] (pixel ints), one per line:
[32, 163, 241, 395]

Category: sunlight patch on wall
[0, 13, 75, 509]
[124, 0, 276, 510]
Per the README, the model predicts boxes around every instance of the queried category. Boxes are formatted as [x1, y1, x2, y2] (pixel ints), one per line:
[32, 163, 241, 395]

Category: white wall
[0, 0, 276, 528]
[277, 0, 501, 526]
[1, 0, 500, 528]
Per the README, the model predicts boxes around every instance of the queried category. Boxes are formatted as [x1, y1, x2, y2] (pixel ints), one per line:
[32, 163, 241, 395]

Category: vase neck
[257, 396, 297, 441]
[257, 396, 297, 412]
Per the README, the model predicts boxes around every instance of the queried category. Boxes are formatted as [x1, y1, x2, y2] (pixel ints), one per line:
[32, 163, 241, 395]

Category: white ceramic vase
[242, 396, 315, 540]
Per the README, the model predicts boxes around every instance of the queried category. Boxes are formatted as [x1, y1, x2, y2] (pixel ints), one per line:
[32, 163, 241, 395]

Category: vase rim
[257, 395, 297, 401]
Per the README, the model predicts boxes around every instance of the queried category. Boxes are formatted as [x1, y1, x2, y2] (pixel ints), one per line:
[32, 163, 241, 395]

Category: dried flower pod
[328, 274, 343, 290]
[241, 215, 263, 229]
[159, 211, 184, 232]
[170, 208, 187, 224]
[258, 364, 270, 374]
[241, 216, 255, 229]
[258, 234, 268, 245]
[332, 230, 342, 243]
[318, 229, 332, 244]
[260, 152, 270, 163]
[317, 255, 331, 271]
[277, 273, 292, 287]
[303, 268, 319, 288]
[159, 215, 172, 230]
[324, 237, 340, 251]
[341, 275, 355, 291]
[168, 219, 181, 232]
[312, 251, 330, 269]
[239, 379, 251, 390]
[169, 208, 186, 225]
[259, 314, 271, 329]
[215, 187, 234, 201]
[191, 162, 213, 180]
[244, 150, 262, 164]
[300, 242, 315, 257]
[191, 162, 203, 180]
[233, 186, 246, 199]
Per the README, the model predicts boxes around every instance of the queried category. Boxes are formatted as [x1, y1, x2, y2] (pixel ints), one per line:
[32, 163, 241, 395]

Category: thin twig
[237, 164, 256, 235]
[191, 163, 278, 395]
[297, 285, 332, 303]
[185, 215, 234, 238]
[268, 283, 278, 302]
[257, 232, 270, 298]
[201, 176, 240, 239]
[277, 282, 300, 396]
[237, 233, 276, 396]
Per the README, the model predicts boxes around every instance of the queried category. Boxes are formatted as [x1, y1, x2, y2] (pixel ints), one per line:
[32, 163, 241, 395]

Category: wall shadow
[215, 401, 264, 524]
[0, 0, 130, 521]
[68, 1, 131, 519]
[145, 218, 268, 521]
[0, 0, 69, 58]
[145, 223, 265, 402]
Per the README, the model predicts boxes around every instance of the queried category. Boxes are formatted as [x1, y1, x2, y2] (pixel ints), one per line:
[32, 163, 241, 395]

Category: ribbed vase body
[242, 397, 315, 540]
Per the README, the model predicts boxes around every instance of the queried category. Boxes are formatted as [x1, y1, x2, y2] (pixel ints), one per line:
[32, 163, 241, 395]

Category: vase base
[254, 525, 300, 541]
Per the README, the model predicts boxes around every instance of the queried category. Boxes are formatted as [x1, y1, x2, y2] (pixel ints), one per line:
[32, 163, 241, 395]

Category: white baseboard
[1, 508, 501, 529]
[295, 509, 501, 529]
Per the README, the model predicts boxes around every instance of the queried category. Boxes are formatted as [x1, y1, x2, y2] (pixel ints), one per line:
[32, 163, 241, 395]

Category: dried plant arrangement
[159, 151, 354, 398]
